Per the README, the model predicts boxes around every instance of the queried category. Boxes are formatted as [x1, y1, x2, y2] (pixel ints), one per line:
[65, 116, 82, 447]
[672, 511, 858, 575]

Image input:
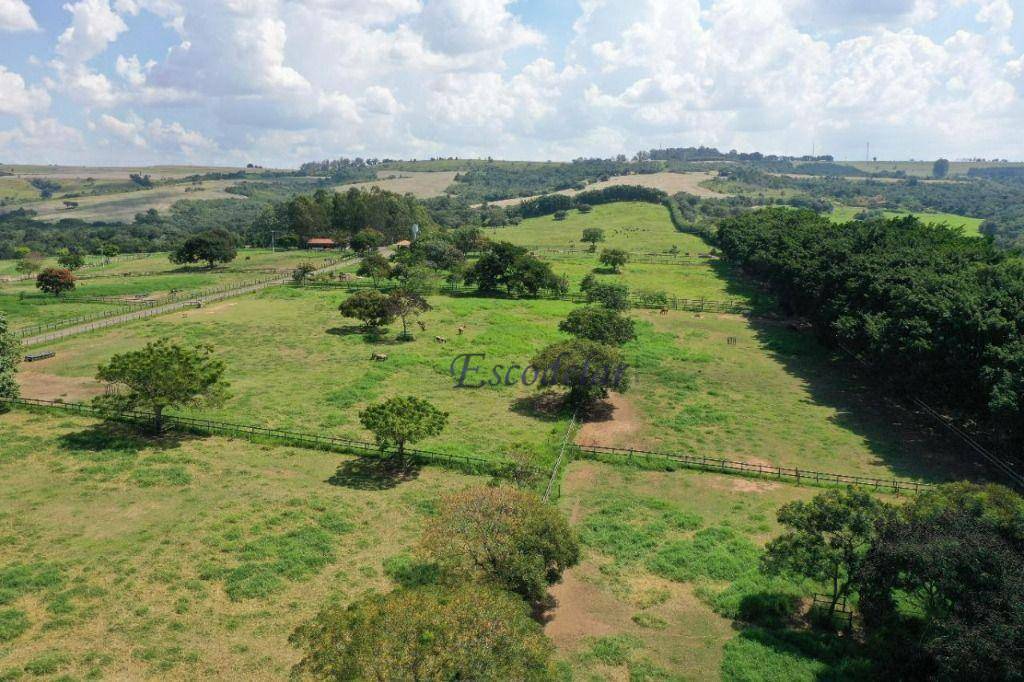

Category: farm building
[306, 237, 338, 250]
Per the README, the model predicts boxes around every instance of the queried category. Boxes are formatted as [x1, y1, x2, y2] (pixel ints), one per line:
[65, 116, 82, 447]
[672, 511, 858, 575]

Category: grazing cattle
[370, 352, 388, 361]
[417, 320, 427, 331]
[435, 336, 447, 344]
[457, 325, 465, 335]
[659, 308, 669, 315]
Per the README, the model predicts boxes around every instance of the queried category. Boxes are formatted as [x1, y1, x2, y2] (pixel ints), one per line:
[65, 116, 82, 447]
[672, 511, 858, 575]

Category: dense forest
[718, 208, 1024, 447]
[716, 167, 1024, 246]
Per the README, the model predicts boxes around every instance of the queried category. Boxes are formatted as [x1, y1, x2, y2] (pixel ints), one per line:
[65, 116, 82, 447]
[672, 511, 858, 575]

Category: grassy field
[496, 201, 709, 253]
[26, 181, 244, 222]
[1, 198, 989, 679]
[486, 171, 727, 207]
[829, 205, 985, 236]
[335, 171, 457, 198]
[0, 250, 328, 328]
[16, 288, 577, 467]
[550, 459, 877, 681]
[0, 410, 479, 679]
[840, 160, 1024, 178]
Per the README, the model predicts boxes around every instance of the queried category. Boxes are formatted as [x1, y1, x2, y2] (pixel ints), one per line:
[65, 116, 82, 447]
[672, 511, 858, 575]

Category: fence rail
[298, 280, 752, 314]
[1, 396, 543, 481]
[572, 442, 932, 494]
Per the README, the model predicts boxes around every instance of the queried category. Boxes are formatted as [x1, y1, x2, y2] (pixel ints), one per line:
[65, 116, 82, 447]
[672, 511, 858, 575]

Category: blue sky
[1, 0, 1022, 166]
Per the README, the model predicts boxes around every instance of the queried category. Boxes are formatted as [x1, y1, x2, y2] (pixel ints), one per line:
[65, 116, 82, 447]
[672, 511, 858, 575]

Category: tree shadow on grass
[510, 390, 569, 422]
[57, 421, 194, 453]
[704, 256, 984, 484]
[326, 456, 421, 490]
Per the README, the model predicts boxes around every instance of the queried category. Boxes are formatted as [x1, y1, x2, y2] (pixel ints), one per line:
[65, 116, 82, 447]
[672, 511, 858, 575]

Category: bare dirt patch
[486, 171, 728, 207]
[576, 393, 640, 448]
[544, 564, 621, 650]
[337, 171, 457, 198]
[19, 370, 103, 402]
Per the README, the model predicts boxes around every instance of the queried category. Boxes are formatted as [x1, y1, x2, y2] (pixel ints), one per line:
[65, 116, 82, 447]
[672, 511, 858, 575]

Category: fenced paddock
[1, 396, 551, 491]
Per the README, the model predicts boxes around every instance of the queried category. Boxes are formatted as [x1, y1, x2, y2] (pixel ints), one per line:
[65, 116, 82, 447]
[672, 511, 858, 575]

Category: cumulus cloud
[3, 0, 1023, 163]
[0, 66, 50, 118]
[0, 0, 38, 31]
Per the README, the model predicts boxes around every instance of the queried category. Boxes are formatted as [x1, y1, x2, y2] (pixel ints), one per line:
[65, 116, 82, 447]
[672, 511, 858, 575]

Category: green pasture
[0, 410, 478, 679]
[829, 205, 985, 236]
[494, 201, 711, 253]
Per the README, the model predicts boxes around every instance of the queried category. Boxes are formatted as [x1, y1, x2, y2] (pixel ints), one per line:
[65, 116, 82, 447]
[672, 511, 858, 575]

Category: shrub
[421, 486, 579, 603]
[559, 306, 637, 346]
[290, 584, 556, 680]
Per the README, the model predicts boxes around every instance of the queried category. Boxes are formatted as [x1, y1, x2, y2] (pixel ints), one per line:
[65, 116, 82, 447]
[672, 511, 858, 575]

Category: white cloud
[57, 0, 129, 63]
[97, 111, 217, 157]
[0, 66, 50, 118]
[0, 0, 38, 31]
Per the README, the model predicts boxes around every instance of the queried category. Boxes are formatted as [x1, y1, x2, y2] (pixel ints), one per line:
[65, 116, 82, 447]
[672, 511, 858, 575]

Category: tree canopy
[558, 306, 636, 346]
[421, 486, 580, 603]
[338, 289, 395, 330]
[170, 228, 237, 269]
[531, 338, 629, 408]
[35, 268, 75, 296]
[93, 339, 229, 433]
[599, 248, 629, 272]
[358, 396, 448, 456]
[0, 314, 20, 402]
[290, 583, 556, 681]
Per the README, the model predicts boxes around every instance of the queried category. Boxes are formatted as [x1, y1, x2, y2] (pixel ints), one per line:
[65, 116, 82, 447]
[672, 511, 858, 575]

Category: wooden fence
[1, 397, 546, 484]
[572, 442, 932, 494]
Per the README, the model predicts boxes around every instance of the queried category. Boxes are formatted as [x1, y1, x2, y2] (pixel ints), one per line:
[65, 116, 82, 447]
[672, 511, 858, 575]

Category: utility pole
[270, 231, 279, 252]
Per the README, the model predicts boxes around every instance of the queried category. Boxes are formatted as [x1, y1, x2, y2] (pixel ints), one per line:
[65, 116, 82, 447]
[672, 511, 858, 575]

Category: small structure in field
[306, 238, 338, 250]
[393, 240, 412, 249]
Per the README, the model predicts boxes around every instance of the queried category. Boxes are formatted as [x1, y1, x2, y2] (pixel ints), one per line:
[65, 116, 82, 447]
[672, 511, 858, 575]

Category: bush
[421, 486, 579, 603]
[290, 584, 556, 680]
[559, 306, 637, 346]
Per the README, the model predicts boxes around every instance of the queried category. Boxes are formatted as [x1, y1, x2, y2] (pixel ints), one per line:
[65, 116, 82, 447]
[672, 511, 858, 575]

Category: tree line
[718, 208, 1024, 449]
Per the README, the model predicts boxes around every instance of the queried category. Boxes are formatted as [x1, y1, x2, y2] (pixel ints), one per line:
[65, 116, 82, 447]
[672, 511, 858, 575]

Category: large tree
[599, 248, 629, 273]
[465, 241, 563, 297]
[35, 268, 75, 297]
[93, 339, 229, 433]
[762, 488, 891, 619]
[858, 483, 1024, 680]
[0, 313, 20, 402]
[359, 396, 448, 456]
[581, 228, 605, 250]
[56, 250, 85, 271]
[170, 229, 237, 269]
[932, 158, 950, 179]
[584, 281, 630, 311]
[531, 338, 630, 409]
[350, 228, 384, 253]
[290, 584, 556, 681]
[421, 485, 580, 603]
[338, 289, 395, 330]
[559, 306, 636, 346]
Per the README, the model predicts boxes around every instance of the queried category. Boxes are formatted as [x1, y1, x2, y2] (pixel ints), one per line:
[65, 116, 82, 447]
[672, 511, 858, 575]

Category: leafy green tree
[93, 339, 229, 433]
[932, 158, 950, 179]
[559, 306, 636, 346]
[577, 203, 593, 214]
[338, 289, 394, 330]
[531, 338, 630, 408]
[0, 313, 20, 402]
[859, 483, 1024, 680]
[290, 583, 556, 681]
[584, 281, 630, 311]
[581, 228, 604, 246]
[291, 262, 316, 284]
[358, 396, 448, 456]
[56, 250, 85, 270]
[170, 229, 237, 269]
[465, 241, 562, 297]
[762, 488, 891, 619]
[452, 226, 484, 253]
[422, 486, 580, 603]
[553, 210, 568, 221]
[350, 228, 384, 253]
[35, 268, 75, 297]
[388, 290, 431, 340]
[356, 253, 391, 286]
[99, 244, 120, 258]
[599, 248, 629, 273]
